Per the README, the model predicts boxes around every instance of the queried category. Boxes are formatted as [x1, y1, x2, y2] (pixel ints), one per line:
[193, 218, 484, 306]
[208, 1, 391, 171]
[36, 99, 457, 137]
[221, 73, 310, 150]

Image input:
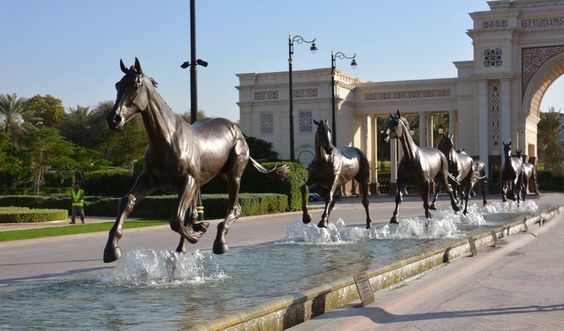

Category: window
[299, 111, 312, 133]
[260, 112, 273, 134]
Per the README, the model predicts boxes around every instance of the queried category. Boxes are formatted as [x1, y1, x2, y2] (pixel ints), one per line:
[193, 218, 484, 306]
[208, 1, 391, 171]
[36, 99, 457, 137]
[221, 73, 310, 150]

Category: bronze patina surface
[383, 111, 460, 224]
[301, 120, 372, 229]
[103, 58, 288, 262]
[501, 141, 524, 203]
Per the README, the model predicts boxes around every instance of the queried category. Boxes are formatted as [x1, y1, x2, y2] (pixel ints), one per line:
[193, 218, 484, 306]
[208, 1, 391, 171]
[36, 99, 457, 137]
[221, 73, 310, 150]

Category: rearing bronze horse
[301, 120, 372, 229]
[383, 111, 460, 223]
[103, 58, 288, 262]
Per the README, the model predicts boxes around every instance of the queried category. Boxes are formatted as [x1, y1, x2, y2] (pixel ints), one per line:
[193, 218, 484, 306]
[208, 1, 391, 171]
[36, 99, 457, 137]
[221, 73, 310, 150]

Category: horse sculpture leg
[359, 179, 372, 229]
[169, 176, 204, 245]
[104, 174, 156, 263]
[438, 172, 461, 212]
[318, 178, 339, 228]
[430, 180, 439, 210]
[390, 180, 405, 224]
[301, 178, 316, 224]
[421, 181, 432, 219]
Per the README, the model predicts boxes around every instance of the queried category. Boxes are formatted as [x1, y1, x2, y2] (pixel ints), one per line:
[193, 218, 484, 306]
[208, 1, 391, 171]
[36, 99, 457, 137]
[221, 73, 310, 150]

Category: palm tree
[0, 93, 31, 146]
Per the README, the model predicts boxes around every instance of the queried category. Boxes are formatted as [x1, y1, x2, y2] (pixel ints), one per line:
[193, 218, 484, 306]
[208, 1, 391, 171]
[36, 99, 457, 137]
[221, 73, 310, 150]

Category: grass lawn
[0, 220, 167, 242]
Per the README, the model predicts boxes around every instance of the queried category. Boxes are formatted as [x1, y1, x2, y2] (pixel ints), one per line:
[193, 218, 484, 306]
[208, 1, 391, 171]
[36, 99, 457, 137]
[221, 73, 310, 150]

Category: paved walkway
[290, 205, 564, 331]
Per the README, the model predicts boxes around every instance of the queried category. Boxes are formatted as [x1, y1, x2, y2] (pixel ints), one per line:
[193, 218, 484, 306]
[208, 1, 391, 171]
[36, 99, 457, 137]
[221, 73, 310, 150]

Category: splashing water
[475, 200, 539, 215]
[103, 249, 227, 287]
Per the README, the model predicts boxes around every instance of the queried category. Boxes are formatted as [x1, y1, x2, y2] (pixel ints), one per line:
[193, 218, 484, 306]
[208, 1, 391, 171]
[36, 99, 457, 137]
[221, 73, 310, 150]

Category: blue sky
[1, 1, 562, 121]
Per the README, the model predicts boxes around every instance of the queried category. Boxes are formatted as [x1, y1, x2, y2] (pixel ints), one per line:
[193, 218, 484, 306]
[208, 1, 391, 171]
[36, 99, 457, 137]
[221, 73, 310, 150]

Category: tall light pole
[180, 0, 208, 124]
[331, 51, 357, 146]
[288, 34, 317, 161]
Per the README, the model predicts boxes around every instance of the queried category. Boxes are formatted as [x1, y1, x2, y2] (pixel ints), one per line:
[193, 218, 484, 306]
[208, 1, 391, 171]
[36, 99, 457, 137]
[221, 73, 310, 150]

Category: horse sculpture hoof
[389, 216, 399, 224]
[213, 241, 229, 255]
[429, 204, 437, 210]
[303, 213, 312, 224]
[317, 220, 328, 228]
[103, 245, 122, 263]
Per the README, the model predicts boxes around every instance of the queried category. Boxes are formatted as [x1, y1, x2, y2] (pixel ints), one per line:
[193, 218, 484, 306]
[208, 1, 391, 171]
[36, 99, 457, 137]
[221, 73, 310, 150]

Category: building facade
[237, 0, 564, 192]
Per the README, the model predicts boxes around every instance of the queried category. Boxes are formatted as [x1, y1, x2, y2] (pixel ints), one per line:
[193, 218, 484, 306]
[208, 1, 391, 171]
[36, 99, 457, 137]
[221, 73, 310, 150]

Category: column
[361, 114, 368, 155]
[370, 115, 379, 194]
[478, 80, 489, 171]
[419, 112, 427, 147]
[500, 79, 511, 155]
[449, 110, 457, 146]
[426, 113, 434, 147]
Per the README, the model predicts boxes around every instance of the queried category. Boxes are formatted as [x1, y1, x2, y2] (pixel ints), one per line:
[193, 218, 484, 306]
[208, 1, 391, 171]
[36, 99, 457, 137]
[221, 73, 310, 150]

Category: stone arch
[522, 48, 564, 118]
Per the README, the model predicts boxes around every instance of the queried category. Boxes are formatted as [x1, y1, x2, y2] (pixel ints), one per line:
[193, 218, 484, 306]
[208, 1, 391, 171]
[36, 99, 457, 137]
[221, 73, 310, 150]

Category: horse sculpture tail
[248, 157, 290, 180]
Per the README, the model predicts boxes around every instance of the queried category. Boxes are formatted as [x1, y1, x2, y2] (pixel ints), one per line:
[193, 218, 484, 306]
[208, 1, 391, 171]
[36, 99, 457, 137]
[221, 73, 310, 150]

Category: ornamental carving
[482, 19, 507, 28]
[483, 48, 503, 67]
[260, 112, 273, 134]
[522, 46, 564, 93]
[364, 89, 450, 101]
[522, 17, 564, 30]
[293, 88, 318, 99]
[253, 90, 279, 101]
[298, 111, 313, 133]
[489, 83, 501, 152]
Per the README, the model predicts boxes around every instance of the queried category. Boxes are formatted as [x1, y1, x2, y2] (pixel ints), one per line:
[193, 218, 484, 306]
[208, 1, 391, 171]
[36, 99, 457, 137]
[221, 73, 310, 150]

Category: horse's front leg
[104, 174, 156, 263]
[439, 171, 461, 212]
[301, 178, 316, 224]
[318, 177, 339, 228]
[175, 190, 209, 253]
[359, 178, 372, 229]
[390, 180, 405, 224]
[169, 176, 203, 244]
[421, 181, 432, 219]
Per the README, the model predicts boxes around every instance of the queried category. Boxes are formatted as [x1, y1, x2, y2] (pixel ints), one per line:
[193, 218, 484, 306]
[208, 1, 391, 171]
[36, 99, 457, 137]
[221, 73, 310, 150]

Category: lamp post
[331, 51, 357, 146]
[180, 0, 208, 124]
[288, 34, 317, 161]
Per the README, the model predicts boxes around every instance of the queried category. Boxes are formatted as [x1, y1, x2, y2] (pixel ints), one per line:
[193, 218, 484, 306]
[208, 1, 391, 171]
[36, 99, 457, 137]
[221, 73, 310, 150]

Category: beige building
[237, 0, 564, 191]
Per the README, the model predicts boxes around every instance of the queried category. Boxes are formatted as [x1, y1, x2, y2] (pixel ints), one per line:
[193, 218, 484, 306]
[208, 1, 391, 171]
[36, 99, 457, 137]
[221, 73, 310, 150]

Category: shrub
[0, 207, 68, 223]
[537, 170, 564, 192]
[0, 194, 288, 219]
[81, 169, 136, 196]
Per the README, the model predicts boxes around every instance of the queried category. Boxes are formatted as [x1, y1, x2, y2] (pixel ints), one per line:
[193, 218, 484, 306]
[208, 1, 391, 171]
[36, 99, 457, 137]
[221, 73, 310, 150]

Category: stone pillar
[370, 115, 379, 194]
[426, 113, 434, 147]
[419, 112, 427, 147]
[361, 114, 368, 155]
[478, 80, 489, 171]
[449, 110, 457, 146]
[500, 79, 511, 163]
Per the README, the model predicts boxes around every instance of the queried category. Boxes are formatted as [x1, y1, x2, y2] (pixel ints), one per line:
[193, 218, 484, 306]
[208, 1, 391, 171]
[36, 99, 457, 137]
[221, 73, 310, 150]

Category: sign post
[353, 271, 375, 306]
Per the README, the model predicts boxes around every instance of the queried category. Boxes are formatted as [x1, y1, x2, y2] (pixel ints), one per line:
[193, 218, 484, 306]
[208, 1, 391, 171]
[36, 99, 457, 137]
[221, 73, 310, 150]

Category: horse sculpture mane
[103, 58, 289, 263]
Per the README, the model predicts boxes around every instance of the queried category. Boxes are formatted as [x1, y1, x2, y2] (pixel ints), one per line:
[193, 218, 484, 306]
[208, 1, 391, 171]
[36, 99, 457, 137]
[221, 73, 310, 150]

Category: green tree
[24, 94, 65, 128]
[538, 107, 564, 175]
[0, 93, 34, 146]
[59, 105, 92, 147]
[245, 135, 279, 160]
[21, 127, 75, 194]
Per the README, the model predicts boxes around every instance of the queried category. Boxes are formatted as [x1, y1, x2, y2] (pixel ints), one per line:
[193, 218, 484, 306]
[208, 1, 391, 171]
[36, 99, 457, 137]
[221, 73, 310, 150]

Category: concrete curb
[189, 206, 563, 331]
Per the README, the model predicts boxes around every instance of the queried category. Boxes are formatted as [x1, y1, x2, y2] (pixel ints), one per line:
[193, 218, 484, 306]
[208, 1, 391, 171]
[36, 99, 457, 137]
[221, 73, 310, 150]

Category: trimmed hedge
[538, 170, 564, 192]
[81, 170, 136, 197]
[0, 207, 68, 223]
[0, 193, 288, 220]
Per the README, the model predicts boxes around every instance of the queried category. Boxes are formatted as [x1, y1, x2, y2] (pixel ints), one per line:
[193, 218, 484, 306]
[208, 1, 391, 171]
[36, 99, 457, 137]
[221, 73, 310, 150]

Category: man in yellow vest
[70, 182, 85, 224]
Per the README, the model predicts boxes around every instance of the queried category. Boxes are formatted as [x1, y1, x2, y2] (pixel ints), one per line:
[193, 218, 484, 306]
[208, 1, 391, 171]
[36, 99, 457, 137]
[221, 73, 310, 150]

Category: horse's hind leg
[421, 181, 432, 219]
[359, 177, 372, 229]
[439, 172, 461, 212]
[104, 173, 156, 263]
[430, 180, 439, 210]
[213, 153, 246, 255]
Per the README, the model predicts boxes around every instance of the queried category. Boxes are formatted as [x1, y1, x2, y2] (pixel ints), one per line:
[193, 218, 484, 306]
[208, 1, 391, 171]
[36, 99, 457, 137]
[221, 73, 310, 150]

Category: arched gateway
[237, 0, 564, 194]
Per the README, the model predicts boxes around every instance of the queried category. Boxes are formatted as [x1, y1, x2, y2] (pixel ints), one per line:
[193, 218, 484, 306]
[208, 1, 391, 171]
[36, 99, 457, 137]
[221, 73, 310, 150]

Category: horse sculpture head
[502, 140, 512, 158]
[438, 133, 456, 161]
[107, 58, 158, 130]
[313, 119, 333, 154]
[383, 110, 409, 142]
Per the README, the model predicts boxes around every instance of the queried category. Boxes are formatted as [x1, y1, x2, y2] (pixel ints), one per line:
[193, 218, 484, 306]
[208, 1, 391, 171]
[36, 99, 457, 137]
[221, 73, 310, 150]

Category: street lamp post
[288, 34, 317, 161]
[331, 51, 357, 146]
[180, 0, 208, 124]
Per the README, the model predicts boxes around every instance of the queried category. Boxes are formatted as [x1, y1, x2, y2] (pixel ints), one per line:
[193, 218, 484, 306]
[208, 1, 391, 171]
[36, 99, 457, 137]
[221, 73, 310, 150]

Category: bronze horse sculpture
[431, 134, 487, 214]
[301, 120, 372, 229]
[501, 141, 524, 203]
[103, 58, 289, 262]
[383, 111, 460, 223]
[515, 151, 540, 200]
